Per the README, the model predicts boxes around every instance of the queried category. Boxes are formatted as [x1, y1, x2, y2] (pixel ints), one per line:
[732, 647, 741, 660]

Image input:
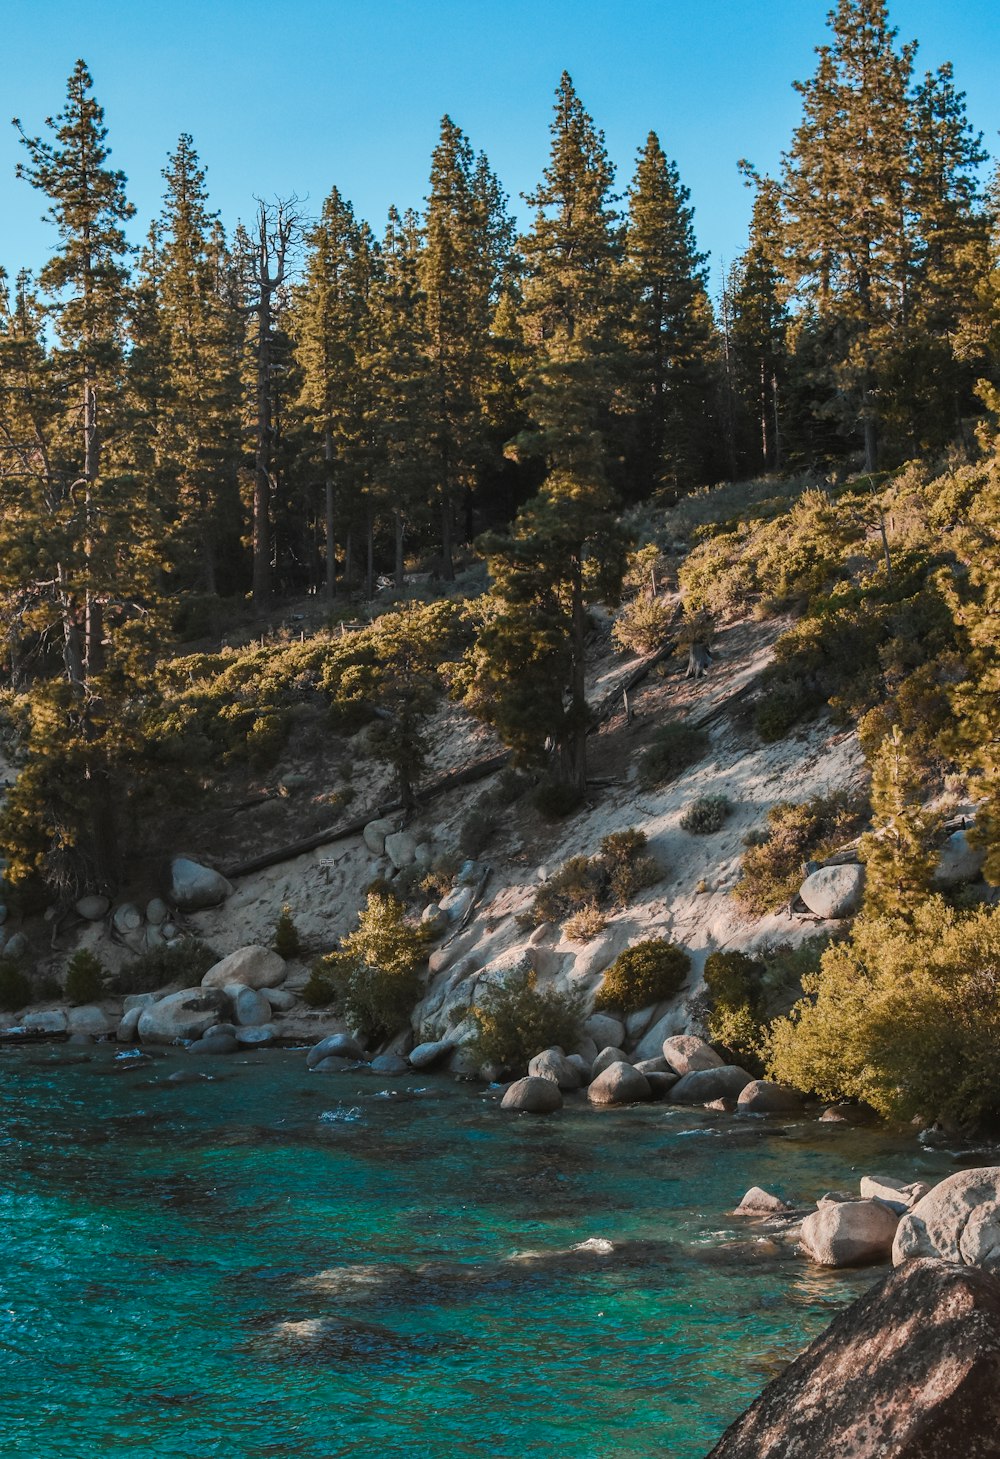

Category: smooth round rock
[528, 1047, 581, 1090]
[201, 946, 287, 991]
[191, 1033, 240, 1055]
[234, 1024, 276, 1046]
[737, 1080, 805, 1114]
[370, 1053, 410, 1075]
[145, 898, 169, 926]
[409, 1038, 454, 1069]
[798, 863, 865, 919]
[306, 1033, 367, 1068]
[587, 1061, 652, 1106]
[229, 985, 272, 1027]
[669, 1065, 757, 1104]
[801, 1199, 900, 1268]
[591, 1046, 631, 1079]
[169, 856, 233, 911]
[136, 987, 230, 1044]
[893, 1168, 1000, 1271]
[75, 894, 111, 921]
[662, 1035, 724, 1075]
[501, 1076, 563, 1113]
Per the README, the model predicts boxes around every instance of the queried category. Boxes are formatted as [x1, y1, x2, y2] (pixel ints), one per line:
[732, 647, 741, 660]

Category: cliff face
[705, 1257, 1000, 1459]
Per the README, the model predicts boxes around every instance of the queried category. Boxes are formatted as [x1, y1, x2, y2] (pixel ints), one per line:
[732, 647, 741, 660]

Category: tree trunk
[324, 428, 335, 603]
[253, 293, 272, 606]
[365, 510, 375, 600]
[440, 494, 454, 582]
[394, 511, 405, 590]
[563, 561, 589, 794]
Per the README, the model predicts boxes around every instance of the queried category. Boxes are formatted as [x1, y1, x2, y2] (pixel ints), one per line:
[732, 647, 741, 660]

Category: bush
[273, 904, 302, 960]
[563, 904, 608, 943]
[733, 792, 869, 917]
[680, 794, 731, 834]
[595, 940, 690, 1014]
[754, 678, 822, 741]
[114, 939, 219, 994]
[532, 780, 583, 820]
[64, 949, 106, 1005]
[611, 595, 676, 655]
[459, 804, 494, 858]
[638, 722, 708, 789]
[469, 968, 584, 1074]
[599, 829, 661, 906]
[301, 961, 337, 1008]
[767, 901, 1000, 1128]
[0, 957, 30, 1011]
[532, 856, 605, 926]
[530, 831, 661, 930]
[311, 893, 426, 1041]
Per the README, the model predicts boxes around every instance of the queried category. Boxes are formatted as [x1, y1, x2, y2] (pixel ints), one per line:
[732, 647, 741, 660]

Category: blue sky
[2, 0, 997, 291]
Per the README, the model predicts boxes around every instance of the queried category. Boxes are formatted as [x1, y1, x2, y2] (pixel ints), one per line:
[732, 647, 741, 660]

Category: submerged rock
[735, 1187, 792, 1216]
[669, 1065, 756, 1104]
[706, 1258, 1000, 1458]
[306, 1033, 367, 1067]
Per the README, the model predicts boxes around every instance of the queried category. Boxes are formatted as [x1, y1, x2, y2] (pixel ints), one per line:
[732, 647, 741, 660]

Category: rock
[820, 1102, 876, 1125]
[4, 932, 28, 959]
[566, 1053, 592, 1084]
[169, 856, 233, 911]
[644, 1071, 677, 1099]
[227, 984, 271, 1027]
[529, 922, 555, 946]
[262, 986, 297, 1012]
[801, 1198, 900, 1267]
[662, 1034, 724, 1075]
[735, 1187, 792, 1216]
[528, 1047, 582, 1091]
[448, 1047, 481, 1080]
[737, 1080, 805, 1114]
[860, 1175, 931, 1214]
[456, 859, 485, 886]
[112, 902, 144, 935]
[798, 862, 865, 919]
[370, 1053, 410, 1075]
[574, 1035, 599, 1065]
[704, 1258, 1000, 1459]
[414, 842, 435, 868]
[438, 886, 474, 923]
[145, 898, 169, 926]
[136, 987, 231, 1044]
[67, 1032, 94, 1046]
[123, 992, 162, 1013]
[203, 1023, 238, 1040]
[384, 830, 417, 869]
[117, 1006, 143, 1042]
[933, 828, 985, 889]
[22, 1009, 68, 1034]
[66, 1005, 114, 1038]
[587, 1061, 652, 1106]
[75, 894, 110, 921]
[670, 1065, 756, 1104]
[313, 1055, 358, 1072]
[362, 818, 397, 856]
[624, 1004, 658, 1043]
[201, 946, 286, 991]
[893, 1167, 1000, 1271]
[306, 1033, 367, 1068]
[409, 1038, 454, 1070]
[191, 1033, 240, 1055]
[591, 1046, 631, 1079]
[585, 1012, 625, 1049]
[420, 904, 448, 937]
[161, 922, 180, 941]
[634, 1056, 673, 1076]
[501, 1076, 563, 1113]
[234, 1023, 276, 1046]
[704, 1097, 736, 1111]
[631, 1006, 690, 1062]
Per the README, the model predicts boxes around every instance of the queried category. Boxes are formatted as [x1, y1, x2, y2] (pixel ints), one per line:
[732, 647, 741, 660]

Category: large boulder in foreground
[801, 1198, 900, 1268]
[169, 856, 233, 911]
[893, 1168, 1000, 1271]
[201, 946, 286, 991]
[669, 1065, 755, 1104]
[137, 987, 230, 1044]
[706, 1258, 1000, 1458]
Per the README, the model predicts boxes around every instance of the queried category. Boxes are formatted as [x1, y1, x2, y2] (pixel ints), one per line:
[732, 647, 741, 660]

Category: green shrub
[532, 856, 605, 926]
[273, 904, 302, 960]
[311, 893, 426, 1040]
[459, 804, 494, 858]
[599, 828, 661, 905]
[734, 792, 869, 917]
[595, 940, 690, 1014]
[680, 794, 731, 834]
[754, 678, 822, 741]
[0, 957, 30, 1011]
[532, 780, 583, 820]
[638, 722, 708, 789]
[469, 968, 584, 1074]
[767, 901, 1000, 1127]
[64, 949, 106, 1005]
[530, 831, 661, 929]
[301, 961, 337, 1008]
[114, 939, 219, 994]
[611, 595, 676, 655]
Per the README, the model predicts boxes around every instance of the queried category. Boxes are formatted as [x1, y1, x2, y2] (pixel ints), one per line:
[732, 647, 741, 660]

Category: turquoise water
[0, 1046, 963, 1458]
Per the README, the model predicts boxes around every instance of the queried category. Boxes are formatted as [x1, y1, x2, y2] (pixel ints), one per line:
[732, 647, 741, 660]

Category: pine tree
[152, 135, 243, 596]
[621, 131, 713, 497]
[859, 727, 941, 917]
[293, 185, 374, 600]
[729, 173, 790, 473]
[780, 0, 915, 470]
[516, 73, 623, 479]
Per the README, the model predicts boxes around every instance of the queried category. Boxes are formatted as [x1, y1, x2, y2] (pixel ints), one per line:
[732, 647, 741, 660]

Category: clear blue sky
[1, 0, 997, 292]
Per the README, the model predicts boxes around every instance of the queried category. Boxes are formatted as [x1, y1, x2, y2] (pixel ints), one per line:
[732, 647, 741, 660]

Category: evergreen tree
[859, 726, 941, 917]
[293, 186, 374, 600]
[621, 131, 713, 497]
[729, 173, 790, 473]
[516, 73, 623, 479]
[780, 0, 915, 470]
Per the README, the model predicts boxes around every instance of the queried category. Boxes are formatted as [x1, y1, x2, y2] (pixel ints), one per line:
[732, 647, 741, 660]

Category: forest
[0, 0, 996, 927]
